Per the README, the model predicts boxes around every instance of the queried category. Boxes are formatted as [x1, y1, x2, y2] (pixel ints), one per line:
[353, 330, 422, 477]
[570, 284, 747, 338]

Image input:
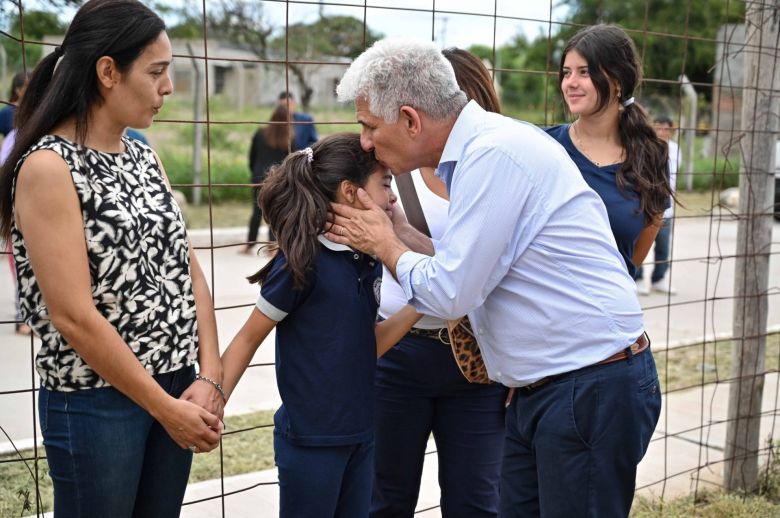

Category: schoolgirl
[221, 132, 419, 516]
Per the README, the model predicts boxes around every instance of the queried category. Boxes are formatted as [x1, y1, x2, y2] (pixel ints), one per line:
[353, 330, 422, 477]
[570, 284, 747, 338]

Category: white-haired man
[328, 38, 660, 517]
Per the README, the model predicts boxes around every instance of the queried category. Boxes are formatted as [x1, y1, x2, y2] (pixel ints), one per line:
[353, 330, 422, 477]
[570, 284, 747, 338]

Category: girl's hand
[156, 397, 222, 453]
[180, 379, 225, 421]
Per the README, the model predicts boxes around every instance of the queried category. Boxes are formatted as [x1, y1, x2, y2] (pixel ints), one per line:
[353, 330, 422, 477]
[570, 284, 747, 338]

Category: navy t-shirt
[546, 124, 643, 277]
[256, 236, 381, 446]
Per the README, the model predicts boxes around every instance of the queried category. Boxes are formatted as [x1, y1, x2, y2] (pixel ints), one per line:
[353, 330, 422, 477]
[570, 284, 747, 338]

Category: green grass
[654, 333, 780, 394]
[631, 442, 780, 517]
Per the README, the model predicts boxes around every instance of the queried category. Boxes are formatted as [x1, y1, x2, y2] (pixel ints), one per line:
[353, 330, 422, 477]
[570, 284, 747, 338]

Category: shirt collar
[436, 100, 485, 190]
[318, 234, 353, 252]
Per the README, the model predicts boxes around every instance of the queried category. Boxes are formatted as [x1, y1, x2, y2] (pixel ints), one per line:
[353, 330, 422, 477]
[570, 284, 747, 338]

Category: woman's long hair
[443, 48, 501, 114]
[248, 133, 380, 289]
[559, 24, 672, 223]
[0, 0, 165, 239]
[263, 104, 293, 151]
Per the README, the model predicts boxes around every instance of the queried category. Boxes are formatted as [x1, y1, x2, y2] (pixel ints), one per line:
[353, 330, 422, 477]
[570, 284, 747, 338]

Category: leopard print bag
[395, 173, 492, 384]
[446, 316, 492, 384]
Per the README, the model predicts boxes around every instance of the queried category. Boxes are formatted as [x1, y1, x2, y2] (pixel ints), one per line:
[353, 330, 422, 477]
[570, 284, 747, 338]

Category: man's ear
[95, 56, 119, 89]
[399, 106, 422, 138]
[338, 180, 358, 204]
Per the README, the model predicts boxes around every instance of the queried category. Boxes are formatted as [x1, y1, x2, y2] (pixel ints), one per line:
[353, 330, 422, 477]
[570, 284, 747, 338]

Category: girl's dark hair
[0, 0, 165, 239]
[248, 133, 381, 289]
[559, 24, 672, 223]
[443, 48, 501, 114]
[8, 71, 31, 103]
[264, 104, 293, 151]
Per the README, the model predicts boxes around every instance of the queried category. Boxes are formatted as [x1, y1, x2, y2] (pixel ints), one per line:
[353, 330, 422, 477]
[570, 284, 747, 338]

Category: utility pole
[724, 0, 780, 492]
[187, 43, 203, 206]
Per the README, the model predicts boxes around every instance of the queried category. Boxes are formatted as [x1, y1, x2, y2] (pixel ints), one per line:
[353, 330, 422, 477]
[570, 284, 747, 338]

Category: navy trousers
[499, 346, 662, 518]
[275, 433, 374, 517]
[371, 333, 507, 517]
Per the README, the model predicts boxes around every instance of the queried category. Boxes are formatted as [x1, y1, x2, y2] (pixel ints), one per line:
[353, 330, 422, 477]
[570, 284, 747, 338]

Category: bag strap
[395, 172, 432, 238]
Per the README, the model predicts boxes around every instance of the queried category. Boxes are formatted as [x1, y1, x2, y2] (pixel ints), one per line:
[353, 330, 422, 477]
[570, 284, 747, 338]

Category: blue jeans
[636, 218, 672, 283]
[371, 333, 506, 518]
[499, 346, 661, 518]
[275, 433, 374, 517]
[40, 366, 196, 518]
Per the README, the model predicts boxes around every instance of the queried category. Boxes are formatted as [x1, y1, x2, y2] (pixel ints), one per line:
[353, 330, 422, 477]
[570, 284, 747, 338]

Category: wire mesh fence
[1, 0, 779, 516]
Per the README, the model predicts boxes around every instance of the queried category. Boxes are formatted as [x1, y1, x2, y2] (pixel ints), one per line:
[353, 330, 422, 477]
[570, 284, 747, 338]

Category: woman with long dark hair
[546, 24, 672, 280]
[242, 104, 295, 252]
[371, 48, 508, 518]
[0, 1, 223, 515]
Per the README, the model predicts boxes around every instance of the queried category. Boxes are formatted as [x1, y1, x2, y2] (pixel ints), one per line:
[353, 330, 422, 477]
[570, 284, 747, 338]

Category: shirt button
[353, 253, 360, 260]
[477, 328, 484, 334]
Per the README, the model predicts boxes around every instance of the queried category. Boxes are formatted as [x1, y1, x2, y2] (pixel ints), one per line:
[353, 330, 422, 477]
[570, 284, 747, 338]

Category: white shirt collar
[317, 234, 353, 252]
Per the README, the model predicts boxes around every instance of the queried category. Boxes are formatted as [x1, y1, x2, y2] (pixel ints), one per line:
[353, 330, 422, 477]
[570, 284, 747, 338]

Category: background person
[241, 104, 295, 252]
[0, 71, 31, 139]
[371, 47, 507, 518]
[545, 24, 672, 282]
[635, 114, 678, 294]
[0, 71, 33, 336]
[278, 90, 318, 150]
[330, 37, 661, 518]
[0, 1, 223, 515]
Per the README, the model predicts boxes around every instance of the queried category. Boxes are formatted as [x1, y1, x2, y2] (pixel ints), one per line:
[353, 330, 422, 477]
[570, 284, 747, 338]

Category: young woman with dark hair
[221, 132, 420, 517]
[242, 104, 295, 252]
[0, 1, 223, 515]
[371, 47, 508, 518]
[546, 24, 673, 279]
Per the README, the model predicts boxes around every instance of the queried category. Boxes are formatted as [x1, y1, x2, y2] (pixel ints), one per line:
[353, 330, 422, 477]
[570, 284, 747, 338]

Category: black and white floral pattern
[11, 135, 198, 391]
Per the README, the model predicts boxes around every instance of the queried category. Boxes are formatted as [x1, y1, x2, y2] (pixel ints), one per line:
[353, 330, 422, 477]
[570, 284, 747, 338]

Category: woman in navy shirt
[546, 25, 672, 278]
[221, 133, 420, 517]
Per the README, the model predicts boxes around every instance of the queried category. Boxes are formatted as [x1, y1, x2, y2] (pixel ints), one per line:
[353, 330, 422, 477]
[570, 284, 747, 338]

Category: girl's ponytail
[0, 50, 61, 239]
[248, 149, 329, 289]
[246, 133, 380, 289]
[617, 102, 673, 223]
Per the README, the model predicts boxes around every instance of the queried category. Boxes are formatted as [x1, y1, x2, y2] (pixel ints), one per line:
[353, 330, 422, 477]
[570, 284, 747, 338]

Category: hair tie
[621, 96, 635, 108]
[53, 46, 63, 58]
[298, 147, 314, 164]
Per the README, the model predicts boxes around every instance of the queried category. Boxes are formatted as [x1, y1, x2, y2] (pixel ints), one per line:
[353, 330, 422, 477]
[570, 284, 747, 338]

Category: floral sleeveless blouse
[11, 135, 199, 391]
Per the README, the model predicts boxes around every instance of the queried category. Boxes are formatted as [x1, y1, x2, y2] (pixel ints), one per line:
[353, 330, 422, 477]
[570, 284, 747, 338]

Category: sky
[6, 0, 569, 49]
[255, 0, 569, 49]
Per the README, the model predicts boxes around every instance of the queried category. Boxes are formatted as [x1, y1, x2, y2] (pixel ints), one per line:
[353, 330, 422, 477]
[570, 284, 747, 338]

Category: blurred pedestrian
[241, 104, 295, 252]
[635, 115, 679, 294]
[278, 91, 318, 150]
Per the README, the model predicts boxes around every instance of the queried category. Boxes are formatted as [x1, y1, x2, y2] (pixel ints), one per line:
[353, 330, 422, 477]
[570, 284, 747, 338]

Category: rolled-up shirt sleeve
[396, 146, 547, 319]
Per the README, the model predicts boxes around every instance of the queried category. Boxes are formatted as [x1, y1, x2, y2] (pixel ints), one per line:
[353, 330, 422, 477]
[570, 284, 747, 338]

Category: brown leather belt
[408, 326, 450, 345]
[522, 333, 650, 392]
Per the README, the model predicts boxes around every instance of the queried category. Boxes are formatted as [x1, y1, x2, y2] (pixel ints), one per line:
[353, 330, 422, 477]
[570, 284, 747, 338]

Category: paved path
[5, 214, 780, 517]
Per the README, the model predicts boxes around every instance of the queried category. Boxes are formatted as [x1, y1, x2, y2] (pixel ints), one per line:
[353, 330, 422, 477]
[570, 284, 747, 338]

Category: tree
[1, 9, 68, 74]
[270, 15, 383, 110]
[556, 0, 746, 98]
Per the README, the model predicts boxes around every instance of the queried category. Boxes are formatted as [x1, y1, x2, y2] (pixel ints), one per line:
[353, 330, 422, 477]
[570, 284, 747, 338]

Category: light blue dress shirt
[395, 101, 645, 387]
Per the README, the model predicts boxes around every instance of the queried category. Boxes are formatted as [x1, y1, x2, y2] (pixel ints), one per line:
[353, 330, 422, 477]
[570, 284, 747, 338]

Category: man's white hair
[337, 38, 468, 123]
